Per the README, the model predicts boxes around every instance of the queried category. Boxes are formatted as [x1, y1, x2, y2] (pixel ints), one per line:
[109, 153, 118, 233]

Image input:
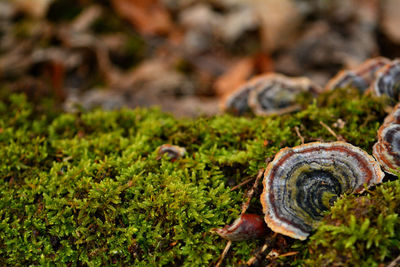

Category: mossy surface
[302, 179, 400, 267]
[0, 89, 399, 266]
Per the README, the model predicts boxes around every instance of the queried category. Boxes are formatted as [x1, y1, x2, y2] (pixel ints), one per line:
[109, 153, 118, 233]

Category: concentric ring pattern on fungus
[372, 59, 400, 102]
[222, 76, 267, 116]
[261, 142, 384, 240]
[325, 57, 389, 92]
[382, 102, 400, 125]
[373, 103, 400, 174]
[248, 73, 321, 116]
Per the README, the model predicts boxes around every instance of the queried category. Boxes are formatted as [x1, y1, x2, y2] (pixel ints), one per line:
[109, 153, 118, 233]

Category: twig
[241, 169, 264, 214]
[215, 169, 264, 267]
[387, 254, 400, 267]
[319, 121, 343, 141]
[246, 243, 269, 266]
[294, 126, 304, 144]
[278, 251, 299, 257]
[215, 240, 232, 267]
[246, 233, 278, 266]
[230, 176, 256, 191]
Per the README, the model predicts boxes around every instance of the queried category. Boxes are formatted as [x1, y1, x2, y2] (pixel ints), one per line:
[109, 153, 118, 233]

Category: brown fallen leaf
[214, 57, 254, 96]
[253, 53, 274, 74]
[381, 0, 400, 44]
[13, 0, 52, 18]
[251, 0, 304, 52]
[214, 52, 274, 96]
[111, 0, 173, 35]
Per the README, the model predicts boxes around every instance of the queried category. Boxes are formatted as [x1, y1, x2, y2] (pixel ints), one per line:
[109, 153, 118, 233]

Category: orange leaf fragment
[111, 0, 173, 35]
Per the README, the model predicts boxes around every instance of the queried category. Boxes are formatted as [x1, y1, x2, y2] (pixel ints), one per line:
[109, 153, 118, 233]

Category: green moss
[302, 179, 400, 266]
[0, 88, 398, 265]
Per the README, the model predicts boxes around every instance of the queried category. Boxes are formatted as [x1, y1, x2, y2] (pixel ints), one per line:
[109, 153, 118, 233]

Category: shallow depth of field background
[1, 0, 400, 116]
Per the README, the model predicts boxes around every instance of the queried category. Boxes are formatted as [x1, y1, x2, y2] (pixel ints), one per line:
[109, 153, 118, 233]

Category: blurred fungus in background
[1, 0, 400, 117]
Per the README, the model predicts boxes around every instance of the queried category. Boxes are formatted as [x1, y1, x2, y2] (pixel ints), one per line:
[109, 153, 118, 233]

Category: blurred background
[1, 0, 400, 117]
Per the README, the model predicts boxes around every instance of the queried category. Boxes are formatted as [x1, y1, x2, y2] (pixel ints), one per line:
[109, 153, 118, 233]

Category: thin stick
[215, 240, 232, 267]
[294, 126, 304, 144]
[246, 233, 278, 266]
[387, 254, 400, 267]
[319, 121, 343, 141]
[278, 251, 299, 257]
[230, 176, 256, 191]
[241, 169, 264, 214]
[215, 169, 264, 267]
[246, 243, 269, 266]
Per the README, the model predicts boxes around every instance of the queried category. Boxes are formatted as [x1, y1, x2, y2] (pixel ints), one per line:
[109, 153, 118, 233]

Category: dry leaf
[250, 0, 303, 52]
[71, 5, 102, 33]
[214, 57, 254, 96]
[217, 7, 259, 43]
[381, 0, 400, 44]
[253, 53, 274, 73]
[13, 0, 52, 18]
[111, 0, 173, 35]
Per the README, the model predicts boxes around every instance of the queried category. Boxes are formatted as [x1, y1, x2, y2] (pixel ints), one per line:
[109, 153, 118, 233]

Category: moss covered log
[0, 90, 399, 266]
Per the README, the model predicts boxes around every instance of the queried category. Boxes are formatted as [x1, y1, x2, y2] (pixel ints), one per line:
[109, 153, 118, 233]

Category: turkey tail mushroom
[222, 73, 321, 116]
[373, 103, 400, 174]
[221, 77, 260, 116]
[156, 144, 186, 161]
[325, 57, 390, 92]
[247, 73, 321, 116]
[261, 141, 384, 240]
[371, 59, 400, 103]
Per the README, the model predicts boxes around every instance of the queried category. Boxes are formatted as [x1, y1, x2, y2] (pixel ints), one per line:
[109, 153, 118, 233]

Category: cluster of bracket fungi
[155, 57, 400, 265]
[215, 57, 400, 244]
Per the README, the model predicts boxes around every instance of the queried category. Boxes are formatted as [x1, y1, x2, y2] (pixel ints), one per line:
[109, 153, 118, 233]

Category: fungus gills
[261, 142, 384, 240]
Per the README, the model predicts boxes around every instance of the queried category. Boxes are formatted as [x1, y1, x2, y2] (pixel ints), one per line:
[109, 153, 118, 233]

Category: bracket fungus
[156, 144, 186, 161]
[325, 57, 390, 92]
[222, 73, 321, 116]
[222, 78, 260, 116]
[373, 103, 400, 174]
[248, 73, 321, 116]
[372, 59, 400, 103]
[261, 142, 384, 240]
[382, 103, 400, 125]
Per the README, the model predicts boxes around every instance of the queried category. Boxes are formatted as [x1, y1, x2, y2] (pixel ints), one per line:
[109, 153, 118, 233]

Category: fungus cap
[382, 103, 400, 125]
[156, 144, 186, 161]
[373, 108, 400, 174]
[248, 73, 321, 116]
[325, 57, 390, 92]
[261, 141, 384, 240]
[221, 78, 260, 116]
[372, 59, 400, 102]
